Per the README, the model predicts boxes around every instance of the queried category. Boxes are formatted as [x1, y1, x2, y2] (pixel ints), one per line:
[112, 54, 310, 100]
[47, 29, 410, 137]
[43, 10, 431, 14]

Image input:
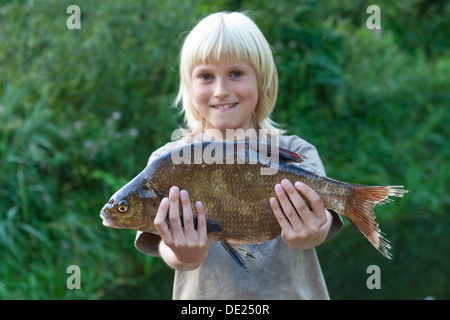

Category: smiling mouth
[211, 103, 238, 110]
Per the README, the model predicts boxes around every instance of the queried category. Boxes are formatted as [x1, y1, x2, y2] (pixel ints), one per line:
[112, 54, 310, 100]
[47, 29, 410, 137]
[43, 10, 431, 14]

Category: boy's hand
[270, 179, 331, 249]
[154, 186, 210, 270]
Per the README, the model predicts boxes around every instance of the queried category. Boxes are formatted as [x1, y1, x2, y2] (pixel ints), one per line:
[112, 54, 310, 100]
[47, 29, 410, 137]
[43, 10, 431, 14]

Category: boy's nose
[214, 79, 230, 99]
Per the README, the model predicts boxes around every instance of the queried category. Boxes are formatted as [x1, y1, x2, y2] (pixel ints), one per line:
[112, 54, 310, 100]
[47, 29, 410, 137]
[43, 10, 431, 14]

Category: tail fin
[345, 185, 408, 259]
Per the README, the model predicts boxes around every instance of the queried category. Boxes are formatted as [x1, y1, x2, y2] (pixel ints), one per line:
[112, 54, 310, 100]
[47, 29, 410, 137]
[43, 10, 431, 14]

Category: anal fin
[221, 240, 255, 273]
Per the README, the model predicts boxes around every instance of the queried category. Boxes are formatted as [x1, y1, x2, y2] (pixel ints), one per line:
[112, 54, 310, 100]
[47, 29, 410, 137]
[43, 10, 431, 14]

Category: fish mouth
[100, 211, 120, 228]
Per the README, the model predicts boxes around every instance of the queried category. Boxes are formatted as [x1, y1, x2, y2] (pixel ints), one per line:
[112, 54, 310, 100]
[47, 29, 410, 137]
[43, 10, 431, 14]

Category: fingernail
[281, 179, 290, 187]
[195, 201, 203, 208]
[180, 190, 188, 199]
[161, 197, 169, 205]
[295, 181, 303, 188]
[275, 184, 283, 194]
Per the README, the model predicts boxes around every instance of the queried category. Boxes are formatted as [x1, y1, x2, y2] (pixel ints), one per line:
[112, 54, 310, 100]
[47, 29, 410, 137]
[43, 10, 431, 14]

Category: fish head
[100, 176, 161, 232]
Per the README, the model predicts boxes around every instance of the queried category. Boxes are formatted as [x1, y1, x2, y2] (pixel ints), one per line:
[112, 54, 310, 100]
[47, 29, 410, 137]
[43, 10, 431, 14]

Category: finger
[294, 181, 327, 227]
[274, 183, 302, 228]
[154, 197, 172, 242]
[179, 190, 196, 240]
[194, 201, 208, 242]
[270, 196, 293, 233]
[168, 186, 183, 237]
[280, 179, 314, 228]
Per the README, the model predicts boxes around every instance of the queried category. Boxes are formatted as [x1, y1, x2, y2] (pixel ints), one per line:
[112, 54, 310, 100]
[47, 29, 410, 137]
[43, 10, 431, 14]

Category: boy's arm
[158, 240, 206, 271]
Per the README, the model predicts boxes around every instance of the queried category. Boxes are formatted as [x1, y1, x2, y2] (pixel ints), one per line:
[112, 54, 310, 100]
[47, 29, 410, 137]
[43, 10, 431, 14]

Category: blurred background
[0, 0, 448, 299]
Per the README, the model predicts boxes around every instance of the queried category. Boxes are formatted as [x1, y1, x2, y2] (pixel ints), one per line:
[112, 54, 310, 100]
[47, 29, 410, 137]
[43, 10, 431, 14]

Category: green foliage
[0, 0, 448, 299]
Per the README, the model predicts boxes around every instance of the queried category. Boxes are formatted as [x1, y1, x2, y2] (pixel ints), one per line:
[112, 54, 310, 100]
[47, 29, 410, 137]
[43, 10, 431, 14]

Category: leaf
[19, 223, 52, 249]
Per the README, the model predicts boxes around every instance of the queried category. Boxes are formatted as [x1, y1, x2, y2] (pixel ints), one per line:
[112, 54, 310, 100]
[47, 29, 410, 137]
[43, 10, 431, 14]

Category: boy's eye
[199, 74, 213, 81]
[231, 71, 243, 78]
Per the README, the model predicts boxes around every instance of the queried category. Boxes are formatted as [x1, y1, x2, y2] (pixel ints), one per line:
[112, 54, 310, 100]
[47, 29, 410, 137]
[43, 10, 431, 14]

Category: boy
[135, 12, 342, 299]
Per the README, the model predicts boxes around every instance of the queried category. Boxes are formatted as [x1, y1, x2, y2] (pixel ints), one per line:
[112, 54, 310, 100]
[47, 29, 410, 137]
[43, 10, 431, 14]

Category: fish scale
[100, 141, 408, 271]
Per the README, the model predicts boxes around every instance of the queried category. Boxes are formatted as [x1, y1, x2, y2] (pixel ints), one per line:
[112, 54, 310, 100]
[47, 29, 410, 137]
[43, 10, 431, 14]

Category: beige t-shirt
[135, 134, 343, 299]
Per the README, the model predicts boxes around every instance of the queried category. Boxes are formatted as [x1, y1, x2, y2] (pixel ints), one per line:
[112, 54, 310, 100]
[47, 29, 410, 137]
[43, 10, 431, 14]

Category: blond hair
[175, 12, 283, 135]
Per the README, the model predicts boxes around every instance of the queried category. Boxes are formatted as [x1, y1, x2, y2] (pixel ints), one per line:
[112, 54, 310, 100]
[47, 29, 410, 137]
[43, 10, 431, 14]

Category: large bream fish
[100, 141, 408, 271]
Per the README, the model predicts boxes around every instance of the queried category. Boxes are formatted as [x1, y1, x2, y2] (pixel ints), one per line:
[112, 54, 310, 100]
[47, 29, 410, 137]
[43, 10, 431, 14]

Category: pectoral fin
[220, 240, 255, 273]
[179, 216, 222, 233]
[204, 219, 222, 233]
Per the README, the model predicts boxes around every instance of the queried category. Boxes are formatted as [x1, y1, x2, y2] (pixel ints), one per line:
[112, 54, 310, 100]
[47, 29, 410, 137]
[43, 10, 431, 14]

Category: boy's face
[191, 61, 259, 135]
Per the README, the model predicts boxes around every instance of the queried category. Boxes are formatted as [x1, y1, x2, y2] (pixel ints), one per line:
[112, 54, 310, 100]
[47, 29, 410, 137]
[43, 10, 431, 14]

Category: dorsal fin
[248, 142, 307, 164]
[277, 146, 308, 163]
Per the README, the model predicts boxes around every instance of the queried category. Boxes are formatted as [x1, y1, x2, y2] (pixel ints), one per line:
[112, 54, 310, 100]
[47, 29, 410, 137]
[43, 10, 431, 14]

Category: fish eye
[117, 200, 129, 214]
